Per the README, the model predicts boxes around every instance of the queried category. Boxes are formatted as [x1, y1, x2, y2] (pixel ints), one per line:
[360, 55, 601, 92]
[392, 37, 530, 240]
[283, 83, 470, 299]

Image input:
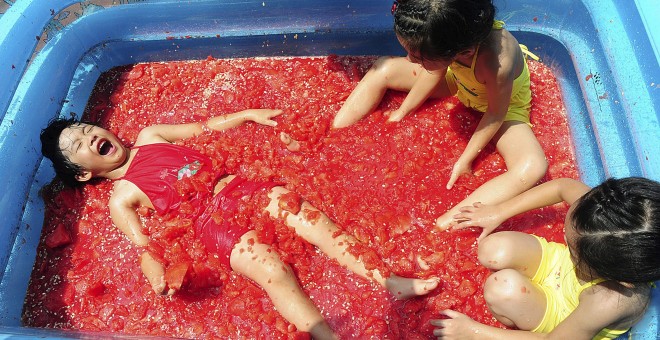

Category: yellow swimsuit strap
[578, 278, 608, 295]
[520, 44, 540, 61]
[493, 20, 505, 29]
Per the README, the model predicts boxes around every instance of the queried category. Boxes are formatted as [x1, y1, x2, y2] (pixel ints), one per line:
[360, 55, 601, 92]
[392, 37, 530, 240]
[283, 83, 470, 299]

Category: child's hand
[385, 108, 408, 122]
[430, 309, 481, 339]
[446, 159, 472, 189]
[244, 109, 283, 127]
[452, 202, 504, 241]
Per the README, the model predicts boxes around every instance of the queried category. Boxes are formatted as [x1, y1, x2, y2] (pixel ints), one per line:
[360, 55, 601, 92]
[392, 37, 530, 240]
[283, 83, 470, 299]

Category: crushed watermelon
[24, 55, 577, 338]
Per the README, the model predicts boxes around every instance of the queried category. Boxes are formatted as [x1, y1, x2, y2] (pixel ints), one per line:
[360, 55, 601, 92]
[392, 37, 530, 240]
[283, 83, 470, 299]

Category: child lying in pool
[432, 177, 660, 339]
[40, 109, 439, 340]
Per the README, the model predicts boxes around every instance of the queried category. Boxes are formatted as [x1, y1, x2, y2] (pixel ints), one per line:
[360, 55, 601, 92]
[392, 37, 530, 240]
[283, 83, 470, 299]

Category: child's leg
[436, 121, 547, 229]
[477, 231, 542, 276]
[483, 269, 547, 329]
[230, 230, 336, 340]
[478, 231, 547, 329]
[265, 186, 438, 299]
[333, 57, 442, 129]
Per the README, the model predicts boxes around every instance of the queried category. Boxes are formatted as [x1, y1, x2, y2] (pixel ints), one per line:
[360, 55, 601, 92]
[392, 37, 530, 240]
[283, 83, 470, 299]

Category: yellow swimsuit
[444, 20, 536, 124]
[531, 236, 629, 339]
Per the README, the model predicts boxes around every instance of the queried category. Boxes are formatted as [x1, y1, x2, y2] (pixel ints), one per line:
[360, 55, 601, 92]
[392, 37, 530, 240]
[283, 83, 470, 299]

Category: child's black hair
[394, 0, 495, 60]
[40, 117, 86, 187]
[571, 177, 660, 284]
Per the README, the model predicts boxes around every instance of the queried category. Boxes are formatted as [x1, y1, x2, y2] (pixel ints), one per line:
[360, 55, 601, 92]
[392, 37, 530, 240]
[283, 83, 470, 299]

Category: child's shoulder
[133, 128, 172, 147]
[569, 281, 648, 334]
[582, 281, 651, 321]
[476, 29, 522, 78]
[110, 178, 147, 208]
[135, 125, 159, 144]
[481, 27, 519, 58]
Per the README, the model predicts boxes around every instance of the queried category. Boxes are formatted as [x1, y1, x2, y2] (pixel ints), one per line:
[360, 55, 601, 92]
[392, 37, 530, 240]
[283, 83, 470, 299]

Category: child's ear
[75, 170, 93, 182]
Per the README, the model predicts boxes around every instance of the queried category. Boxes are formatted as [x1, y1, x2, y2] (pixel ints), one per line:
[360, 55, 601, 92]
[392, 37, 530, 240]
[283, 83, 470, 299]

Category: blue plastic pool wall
[0, 0, 658, 338]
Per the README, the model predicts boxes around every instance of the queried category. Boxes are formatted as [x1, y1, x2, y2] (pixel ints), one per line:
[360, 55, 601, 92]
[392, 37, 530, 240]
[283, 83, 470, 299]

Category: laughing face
[59, 123, 128, 181]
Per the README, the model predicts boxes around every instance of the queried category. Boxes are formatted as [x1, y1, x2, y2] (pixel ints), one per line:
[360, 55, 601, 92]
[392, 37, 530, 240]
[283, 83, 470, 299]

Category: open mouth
[98, 139, 115, 156]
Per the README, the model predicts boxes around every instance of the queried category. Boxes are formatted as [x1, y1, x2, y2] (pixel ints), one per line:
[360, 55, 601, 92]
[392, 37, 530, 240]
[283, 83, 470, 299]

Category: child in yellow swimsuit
[333, 0, 547, 231]
[431, 177, 660, 339]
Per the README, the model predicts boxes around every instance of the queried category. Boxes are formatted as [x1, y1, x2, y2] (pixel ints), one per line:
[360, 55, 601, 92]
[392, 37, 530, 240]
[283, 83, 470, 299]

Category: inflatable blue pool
[0, 0, 658, 338]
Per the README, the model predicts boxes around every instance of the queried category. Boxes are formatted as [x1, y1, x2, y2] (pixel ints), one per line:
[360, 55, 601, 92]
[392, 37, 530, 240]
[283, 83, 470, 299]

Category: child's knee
[263, 261, 295, 285]
[296, 202, 334, 243]
[373, 56, 394, 67]
[478, 233, 514, 269]
[370, 56, 398, 78]
[510, 155, 548, 190]
[231, 238, 295, 284]
[483, 269, 523, 305]
[265, 186, 294, 218]
[527, 155, 548, 182]
[236, 251, 294, 285]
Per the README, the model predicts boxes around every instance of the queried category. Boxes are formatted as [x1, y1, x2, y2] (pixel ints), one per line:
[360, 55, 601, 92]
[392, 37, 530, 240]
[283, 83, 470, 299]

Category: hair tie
[391, 0, 398, 15]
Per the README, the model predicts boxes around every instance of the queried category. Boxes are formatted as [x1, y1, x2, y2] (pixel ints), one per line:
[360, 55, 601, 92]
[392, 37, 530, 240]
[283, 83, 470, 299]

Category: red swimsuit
[121, 143, 277, 267]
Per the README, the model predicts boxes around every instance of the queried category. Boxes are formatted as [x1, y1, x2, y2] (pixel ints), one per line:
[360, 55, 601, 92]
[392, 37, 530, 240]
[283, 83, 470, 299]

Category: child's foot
[434, 214, 454, 231]
[385, 275, 439, 300]
[280, 132, 301, 152]
[416, 254, 431, 270]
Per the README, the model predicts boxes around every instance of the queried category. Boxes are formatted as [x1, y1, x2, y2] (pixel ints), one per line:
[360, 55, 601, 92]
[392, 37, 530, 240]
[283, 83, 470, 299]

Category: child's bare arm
[140, 252, 170, 295]
[453, 178, 590, 238]
[446, 61, 512, 189]
[109, 185, 150, 246]
[110, 183, 174, 294]
[135, 109, 283, 144]
[446, 109, 506, 189]
[387, 70, 444, 122]
[431, 303, 620, 340]
[206, 108, 282, 131]
[431, 310, 549, 340]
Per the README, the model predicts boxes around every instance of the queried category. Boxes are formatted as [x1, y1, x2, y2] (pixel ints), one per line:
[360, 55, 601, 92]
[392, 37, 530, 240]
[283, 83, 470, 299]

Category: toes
[279, 132, 292, 144]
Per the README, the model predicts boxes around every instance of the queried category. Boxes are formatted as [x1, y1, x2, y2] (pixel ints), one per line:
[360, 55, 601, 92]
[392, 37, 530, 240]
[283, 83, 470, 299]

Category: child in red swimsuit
[40, 108, 439, 339]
